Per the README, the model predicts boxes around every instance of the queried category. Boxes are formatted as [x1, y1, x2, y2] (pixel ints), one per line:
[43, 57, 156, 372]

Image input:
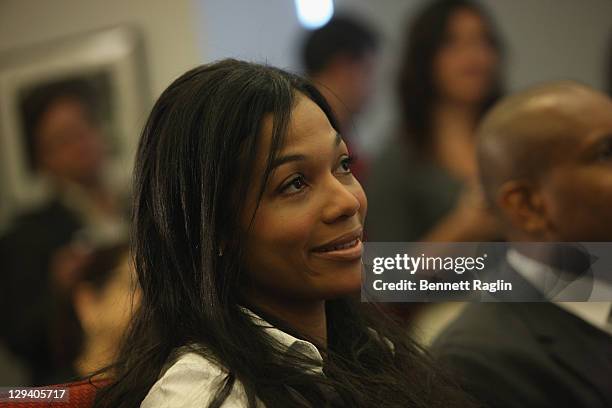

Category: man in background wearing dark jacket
[432, 81, 612, 408]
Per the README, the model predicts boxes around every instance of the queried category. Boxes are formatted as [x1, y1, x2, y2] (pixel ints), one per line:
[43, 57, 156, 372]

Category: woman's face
[433, 8, 499, 105]
[240, 94, 367, 305]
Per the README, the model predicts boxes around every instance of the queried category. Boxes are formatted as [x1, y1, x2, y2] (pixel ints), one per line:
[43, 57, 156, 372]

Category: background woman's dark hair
[93, 59, 476, 408]
[397, 0, 504, 153]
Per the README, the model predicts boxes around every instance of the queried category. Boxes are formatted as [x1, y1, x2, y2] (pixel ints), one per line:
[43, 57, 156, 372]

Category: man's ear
[496, 180, 550, 237]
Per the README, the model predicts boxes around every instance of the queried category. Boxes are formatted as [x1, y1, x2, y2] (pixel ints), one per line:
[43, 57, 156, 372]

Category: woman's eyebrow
[270, 154, 306, 171]
[270, 133, 343, 170]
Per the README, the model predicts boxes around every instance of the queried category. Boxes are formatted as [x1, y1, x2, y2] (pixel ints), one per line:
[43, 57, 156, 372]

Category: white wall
[484, 0, 612, 90]
[196, 0, 301, 71]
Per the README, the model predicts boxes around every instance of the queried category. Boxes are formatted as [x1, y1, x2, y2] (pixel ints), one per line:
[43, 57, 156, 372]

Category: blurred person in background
[301, 15, 379, 182]
[49, 242, 138, 384]
[433, 82, 612, 408]
[0, 78, 128, 385]
[367, 0, 504, 242]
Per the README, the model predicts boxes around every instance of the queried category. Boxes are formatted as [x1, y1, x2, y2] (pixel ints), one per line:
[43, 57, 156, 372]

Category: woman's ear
[496, 180, 550, 237]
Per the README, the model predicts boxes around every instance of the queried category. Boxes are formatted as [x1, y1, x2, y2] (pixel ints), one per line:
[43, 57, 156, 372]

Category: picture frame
[0, 25, 149, 231]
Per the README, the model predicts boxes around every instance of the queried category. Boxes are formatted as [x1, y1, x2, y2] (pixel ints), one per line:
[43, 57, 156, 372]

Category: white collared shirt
[140, 309, 324, 407]
[506, 248, 612, 336]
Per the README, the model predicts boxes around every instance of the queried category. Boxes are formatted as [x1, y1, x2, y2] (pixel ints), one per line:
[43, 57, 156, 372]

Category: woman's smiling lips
[311, 228, 363, 261]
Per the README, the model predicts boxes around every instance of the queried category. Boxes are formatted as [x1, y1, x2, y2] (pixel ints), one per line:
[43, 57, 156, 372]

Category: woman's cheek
[253, 202, 316, 249]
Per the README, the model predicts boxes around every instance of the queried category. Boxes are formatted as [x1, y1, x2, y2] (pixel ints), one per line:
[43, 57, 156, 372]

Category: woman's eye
[281, 175, 307, 194]
[336, 156, 353, 174]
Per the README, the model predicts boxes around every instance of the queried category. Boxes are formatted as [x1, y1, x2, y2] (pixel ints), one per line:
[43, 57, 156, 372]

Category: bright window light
[295, 0, 334, 30]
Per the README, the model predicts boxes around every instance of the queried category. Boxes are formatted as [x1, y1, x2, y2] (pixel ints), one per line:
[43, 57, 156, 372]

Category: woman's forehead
[258, 95, 334, 158]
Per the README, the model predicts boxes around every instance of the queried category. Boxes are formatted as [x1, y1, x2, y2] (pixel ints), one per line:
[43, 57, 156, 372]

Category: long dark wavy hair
[92, 59, 476, 407]
[397, 0, 504, 153]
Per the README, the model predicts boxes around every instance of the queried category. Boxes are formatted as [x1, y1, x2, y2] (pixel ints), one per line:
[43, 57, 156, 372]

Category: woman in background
[92, 60, 477, 407]
[367, 0, 504, 242]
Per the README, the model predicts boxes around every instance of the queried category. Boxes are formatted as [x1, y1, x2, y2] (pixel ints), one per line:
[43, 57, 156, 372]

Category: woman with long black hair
[367, 0, 505, 243]
[93, 59, 476, 407]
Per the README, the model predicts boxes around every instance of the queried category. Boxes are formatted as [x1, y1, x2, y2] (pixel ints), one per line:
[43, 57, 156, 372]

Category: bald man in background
[432, 82, 612, 408]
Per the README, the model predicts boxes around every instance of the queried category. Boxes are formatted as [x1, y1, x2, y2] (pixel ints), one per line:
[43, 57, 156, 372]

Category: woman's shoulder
[140, 351, 248, 407]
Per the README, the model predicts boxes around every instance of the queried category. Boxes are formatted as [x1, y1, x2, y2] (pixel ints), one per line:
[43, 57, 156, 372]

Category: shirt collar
[507, 248, 612, 335]
[507, 248, 570, 296]
[240, 307, 324, 374]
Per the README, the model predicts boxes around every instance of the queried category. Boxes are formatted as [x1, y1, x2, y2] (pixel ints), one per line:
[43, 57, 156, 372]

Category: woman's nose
[321, 177, 362, 224]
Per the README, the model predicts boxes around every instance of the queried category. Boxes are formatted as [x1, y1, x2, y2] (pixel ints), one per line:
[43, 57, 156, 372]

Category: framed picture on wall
[0, 25, 149, 231]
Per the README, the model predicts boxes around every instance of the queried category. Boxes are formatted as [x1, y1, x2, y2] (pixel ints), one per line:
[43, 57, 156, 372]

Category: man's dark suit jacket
[431, 265, 612, 408]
